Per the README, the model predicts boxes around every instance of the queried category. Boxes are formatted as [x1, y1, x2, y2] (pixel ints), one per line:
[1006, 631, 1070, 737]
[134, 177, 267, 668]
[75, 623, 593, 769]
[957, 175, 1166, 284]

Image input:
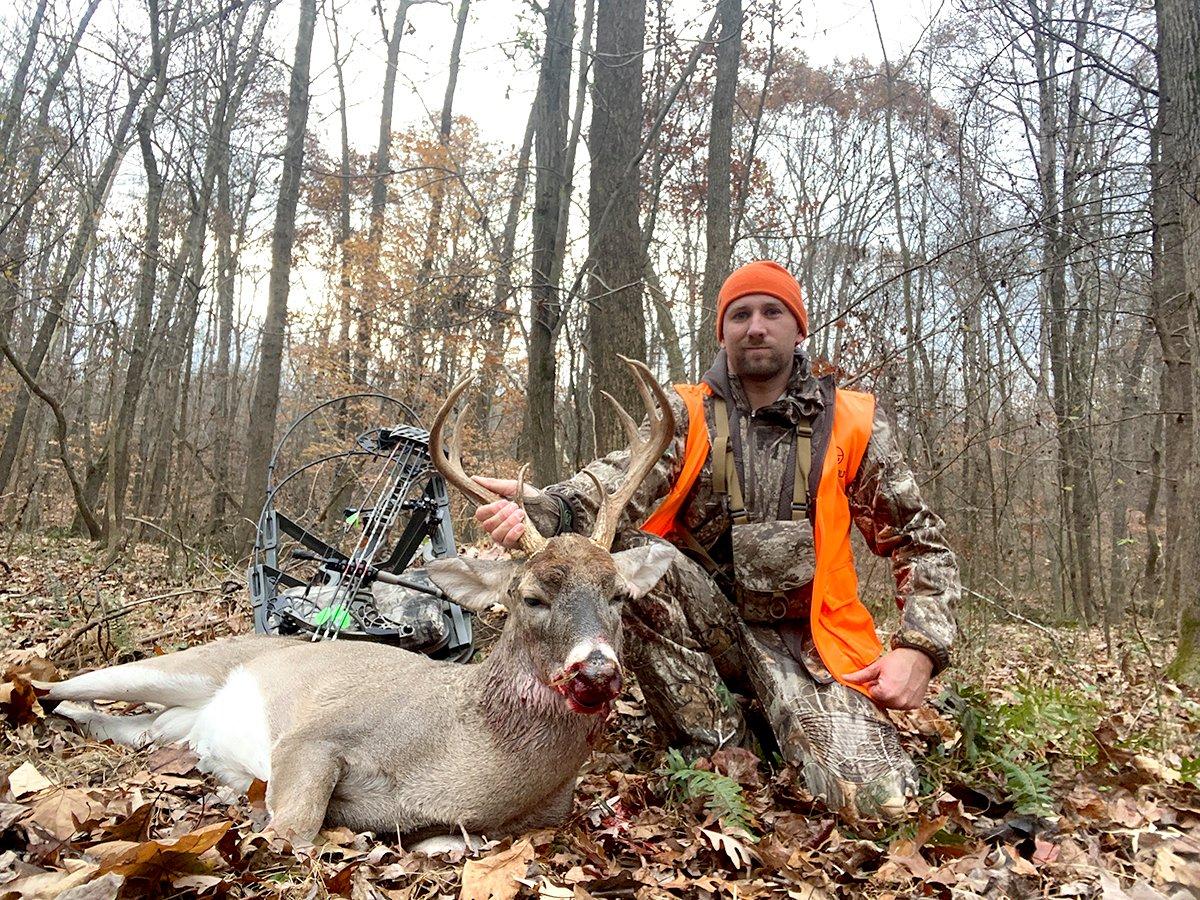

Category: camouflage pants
[622, 545, 918, 820]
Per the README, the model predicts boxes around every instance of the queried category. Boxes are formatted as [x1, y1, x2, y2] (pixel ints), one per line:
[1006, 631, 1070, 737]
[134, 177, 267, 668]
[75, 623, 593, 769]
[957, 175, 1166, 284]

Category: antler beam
[589, 356, 676, 550]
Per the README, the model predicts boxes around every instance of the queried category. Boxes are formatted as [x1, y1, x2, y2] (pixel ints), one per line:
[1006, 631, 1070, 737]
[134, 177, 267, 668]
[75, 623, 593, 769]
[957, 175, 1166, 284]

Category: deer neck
[472, 629, 604, 755]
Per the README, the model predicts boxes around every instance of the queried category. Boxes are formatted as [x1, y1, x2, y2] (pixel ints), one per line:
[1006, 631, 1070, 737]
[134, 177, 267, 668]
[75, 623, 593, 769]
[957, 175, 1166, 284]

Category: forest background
[1, 0, 1200, 895]
[1, 0, 1197, 674]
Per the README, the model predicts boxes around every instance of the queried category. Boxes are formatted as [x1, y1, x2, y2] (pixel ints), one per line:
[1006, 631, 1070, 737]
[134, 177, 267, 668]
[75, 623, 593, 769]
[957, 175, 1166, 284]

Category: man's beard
[730, 345, 792, 380]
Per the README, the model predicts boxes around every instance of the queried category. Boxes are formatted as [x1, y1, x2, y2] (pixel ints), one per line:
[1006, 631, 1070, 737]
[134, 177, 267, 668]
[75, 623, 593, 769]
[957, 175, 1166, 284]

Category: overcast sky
[304, 0, 944, 159]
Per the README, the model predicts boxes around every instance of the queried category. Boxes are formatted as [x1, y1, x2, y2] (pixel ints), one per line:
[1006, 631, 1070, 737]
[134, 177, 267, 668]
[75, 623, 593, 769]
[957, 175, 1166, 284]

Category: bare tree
[587, 0, 647, 455]
[526, 0, 576, 483]
[698, 0, 742, 365]
[237, 0, 319, 548]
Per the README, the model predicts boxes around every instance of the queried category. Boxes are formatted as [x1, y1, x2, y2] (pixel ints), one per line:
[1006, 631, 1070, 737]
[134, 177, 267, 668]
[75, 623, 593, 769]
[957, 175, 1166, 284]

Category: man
[474, 260, 958, 819]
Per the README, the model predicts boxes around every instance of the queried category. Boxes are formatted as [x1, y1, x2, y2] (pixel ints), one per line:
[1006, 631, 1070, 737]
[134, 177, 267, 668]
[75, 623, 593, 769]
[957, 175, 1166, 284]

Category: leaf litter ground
[0, 535, 1196, 899]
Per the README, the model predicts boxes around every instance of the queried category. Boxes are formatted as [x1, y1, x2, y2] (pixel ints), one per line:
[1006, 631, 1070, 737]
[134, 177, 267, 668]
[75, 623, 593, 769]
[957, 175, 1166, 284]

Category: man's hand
[843, 648, 934, 710]
[471, 476, 540, 548]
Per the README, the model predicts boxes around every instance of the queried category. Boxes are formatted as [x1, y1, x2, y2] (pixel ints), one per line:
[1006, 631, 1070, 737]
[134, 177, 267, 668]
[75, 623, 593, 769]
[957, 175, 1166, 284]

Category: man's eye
[523, 596, 547, 609]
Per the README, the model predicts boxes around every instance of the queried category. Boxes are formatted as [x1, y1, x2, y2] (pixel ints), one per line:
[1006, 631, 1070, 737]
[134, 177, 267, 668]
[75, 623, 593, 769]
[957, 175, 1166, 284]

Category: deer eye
[523, 596, 547, 609]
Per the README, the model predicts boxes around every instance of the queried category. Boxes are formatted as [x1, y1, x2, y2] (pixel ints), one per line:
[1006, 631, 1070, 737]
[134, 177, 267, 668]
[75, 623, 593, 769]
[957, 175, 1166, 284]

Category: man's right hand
[472, 476, 539, 548]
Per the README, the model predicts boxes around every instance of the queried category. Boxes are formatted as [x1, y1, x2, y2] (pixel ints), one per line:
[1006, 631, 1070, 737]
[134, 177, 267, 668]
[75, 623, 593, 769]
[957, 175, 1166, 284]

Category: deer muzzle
[555, 644, 622, 714]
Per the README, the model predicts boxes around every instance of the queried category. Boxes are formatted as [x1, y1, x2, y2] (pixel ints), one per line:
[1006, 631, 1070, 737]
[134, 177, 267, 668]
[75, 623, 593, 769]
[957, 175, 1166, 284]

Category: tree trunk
[236, 0, 318, 548]
[0, 0, 49, 174]
[1152, 0, 1196, 623]
[358, 0, 415, 389]
[587, 0, 647, 455]
[698, 0, 741, 365]
[418, 0, 471, 291]
[526, 0, 576, 484]
[108, 0, 174, 547]
[1156, 0, 1200, 683]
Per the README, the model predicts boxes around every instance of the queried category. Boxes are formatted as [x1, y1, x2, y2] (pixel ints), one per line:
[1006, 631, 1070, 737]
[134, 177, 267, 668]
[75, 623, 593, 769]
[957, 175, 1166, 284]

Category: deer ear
[425, 557, 517, 613]
[611, 542, 675, 599]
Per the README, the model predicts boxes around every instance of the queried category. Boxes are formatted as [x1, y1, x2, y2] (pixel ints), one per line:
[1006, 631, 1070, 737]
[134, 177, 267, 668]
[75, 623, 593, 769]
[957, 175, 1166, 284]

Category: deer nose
[574, 650, 621, 694]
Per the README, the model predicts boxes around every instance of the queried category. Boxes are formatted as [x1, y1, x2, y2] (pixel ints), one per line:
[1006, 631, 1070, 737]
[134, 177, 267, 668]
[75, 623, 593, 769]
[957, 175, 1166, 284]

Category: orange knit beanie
[716, 260, 808, 340]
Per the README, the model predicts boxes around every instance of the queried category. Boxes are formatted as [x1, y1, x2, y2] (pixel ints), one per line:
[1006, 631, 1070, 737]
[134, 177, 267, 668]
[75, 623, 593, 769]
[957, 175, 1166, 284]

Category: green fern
[1180, 755, 1200, 788]
[984, 749, 1054, 815]
[661, 748, 756, 836]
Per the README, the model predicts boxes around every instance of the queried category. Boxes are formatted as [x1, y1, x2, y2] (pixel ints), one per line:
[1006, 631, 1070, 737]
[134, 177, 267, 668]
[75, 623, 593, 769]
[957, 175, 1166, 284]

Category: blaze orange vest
[642, 383, 883, 695]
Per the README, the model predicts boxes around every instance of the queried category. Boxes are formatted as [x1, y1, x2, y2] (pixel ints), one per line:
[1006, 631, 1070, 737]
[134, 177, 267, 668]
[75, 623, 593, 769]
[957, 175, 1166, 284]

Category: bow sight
[248, 393, 473, 660]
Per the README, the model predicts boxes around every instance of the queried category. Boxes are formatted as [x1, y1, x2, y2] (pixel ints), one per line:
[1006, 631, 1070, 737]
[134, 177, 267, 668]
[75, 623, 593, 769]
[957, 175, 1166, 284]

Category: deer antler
[589, 356, 676, 550]
[430, 378, 549, 557]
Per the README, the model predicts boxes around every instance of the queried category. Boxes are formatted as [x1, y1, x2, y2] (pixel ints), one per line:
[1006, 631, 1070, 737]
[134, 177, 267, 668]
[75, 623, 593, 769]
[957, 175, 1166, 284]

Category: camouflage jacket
[527, 350, 959, 673]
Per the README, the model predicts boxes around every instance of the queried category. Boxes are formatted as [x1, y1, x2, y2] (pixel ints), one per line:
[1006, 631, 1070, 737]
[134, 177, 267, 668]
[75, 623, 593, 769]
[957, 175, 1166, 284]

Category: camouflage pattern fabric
[519, 349, 958, 818]
[531, 349, 959, 673]
[624, 544, 917, 820]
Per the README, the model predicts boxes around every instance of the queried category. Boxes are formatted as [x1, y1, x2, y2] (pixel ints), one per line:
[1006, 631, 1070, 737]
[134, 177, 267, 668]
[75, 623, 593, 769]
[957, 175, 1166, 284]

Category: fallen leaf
[24, 788, 108, 841]
[324, 861, 359, 896]
[101, 802, 155, 842]
[614, 700, 644, 717]
[699, 827, 758, 870]
[146, 746, 199, 776]
[460, 839, 535, 900]
[170, 873, 225, 892]
[1153, 848, 1200, 889]
[0, 863, 100, 899]
[8, 761, 51, 798]
[96, 820, 231, 883]
[0, 801, 29, 831]
[0, 678, 43, 726]
[4, 659, 59, 684]
[56, 873, 124, 900]
[712, 747, 762, 787]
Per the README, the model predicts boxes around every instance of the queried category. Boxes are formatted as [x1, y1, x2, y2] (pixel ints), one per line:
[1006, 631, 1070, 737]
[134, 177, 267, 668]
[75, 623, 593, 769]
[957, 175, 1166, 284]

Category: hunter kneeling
[476, 260, 960, 821]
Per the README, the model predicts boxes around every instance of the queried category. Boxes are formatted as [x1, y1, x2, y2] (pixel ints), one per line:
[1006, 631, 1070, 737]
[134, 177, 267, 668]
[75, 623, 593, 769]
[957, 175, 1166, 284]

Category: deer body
[45, 360, 677, 845]
[51, 633, 597, 830]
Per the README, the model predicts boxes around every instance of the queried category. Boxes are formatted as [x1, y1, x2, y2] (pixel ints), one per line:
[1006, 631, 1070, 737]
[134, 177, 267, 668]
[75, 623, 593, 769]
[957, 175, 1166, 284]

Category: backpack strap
[714, 395, 811, 524]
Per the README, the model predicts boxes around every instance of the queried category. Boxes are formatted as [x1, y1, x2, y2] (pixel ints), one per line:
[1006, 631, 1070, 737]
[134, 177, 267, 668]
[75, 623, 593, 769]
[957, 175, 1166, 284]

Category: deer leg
[55, 701, 160, 747]
[265, 738, 340, 843]
[501, 777, 577, 833]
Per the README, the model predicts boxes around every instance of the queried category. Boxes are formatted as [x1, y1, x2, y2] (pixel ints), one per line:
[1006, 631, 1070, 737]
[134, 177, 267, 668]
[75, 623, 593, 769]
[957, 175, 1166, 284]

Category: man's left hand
[843, 648, 933, 709]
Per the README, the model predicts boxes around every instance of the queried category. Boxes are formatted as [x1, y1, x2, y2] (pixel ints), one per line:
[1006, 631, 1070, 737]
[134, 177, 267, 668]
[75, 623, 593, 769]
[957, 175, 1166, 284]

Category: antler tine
[513, 464, 549, 556]
[429, 378, 548, 555]
[600, 390, 641, 449]
[589, 356, 675, 549]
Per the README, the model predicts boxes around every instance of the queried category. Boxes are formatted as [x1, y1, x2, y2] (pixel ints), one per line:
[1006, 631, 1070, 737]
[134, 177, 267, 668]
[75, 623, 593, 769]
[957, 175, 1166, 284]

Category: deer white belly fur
[57, 666, 272, 791]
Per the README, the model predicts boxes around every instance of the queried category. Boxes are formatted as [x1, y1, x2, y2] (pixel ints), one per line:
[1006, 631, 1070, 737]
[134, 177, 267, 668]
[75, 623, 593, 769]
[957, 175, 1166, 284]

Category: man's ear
[425, 557, 517, 613]
[611, 542, 675, 599]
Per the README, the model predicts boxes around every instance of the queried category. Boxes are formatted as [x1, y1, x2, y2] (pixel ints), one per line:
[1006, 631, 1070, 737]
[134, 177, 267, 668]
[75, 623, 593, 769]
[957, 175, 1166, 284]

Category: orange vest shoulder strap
[641, 383, 712, 537]
[831, 388, 876, 487]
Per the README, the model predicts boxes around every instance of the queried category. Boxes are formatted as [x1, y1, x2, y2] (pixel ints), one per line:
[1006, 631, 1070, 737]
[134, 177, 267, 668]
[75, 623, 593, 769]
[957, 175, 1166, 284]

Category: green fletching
[314, 604, 352, 630]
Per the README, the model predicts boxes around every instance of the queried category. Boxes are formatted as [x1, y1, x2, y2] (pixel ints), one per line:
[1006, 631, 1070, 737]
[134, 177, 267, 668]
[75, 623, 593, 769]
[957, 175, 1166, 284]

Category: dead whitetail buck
[40, 358, 675, 847]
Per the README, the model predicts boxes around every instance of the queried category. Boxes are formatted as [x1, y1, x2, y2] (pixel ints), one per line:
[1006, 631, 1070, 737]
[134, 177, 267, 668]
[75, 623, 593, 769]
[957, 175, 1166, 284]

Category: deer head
[424, 357, 676, 714]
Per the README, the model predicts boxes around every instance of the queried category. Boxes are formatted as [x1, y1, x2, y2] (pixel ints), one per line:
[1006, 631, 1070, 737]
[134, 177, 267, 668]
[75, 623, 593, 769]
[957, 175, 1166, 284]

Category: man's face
[721, 294, 801, 379]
